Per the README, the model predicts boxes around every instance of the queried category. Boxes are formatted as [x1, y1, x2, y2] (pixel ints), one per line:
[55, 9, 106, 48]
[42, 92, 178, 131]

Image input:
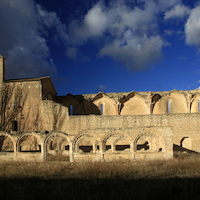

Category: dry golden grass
[1, 153, 200, 180]
[1, 153, 200, 200]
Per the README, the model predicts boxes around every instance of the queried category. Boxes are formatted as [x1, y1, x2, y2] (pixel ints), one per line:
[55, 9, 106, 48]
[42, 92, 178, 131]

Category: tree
[0, 83, 27, 134]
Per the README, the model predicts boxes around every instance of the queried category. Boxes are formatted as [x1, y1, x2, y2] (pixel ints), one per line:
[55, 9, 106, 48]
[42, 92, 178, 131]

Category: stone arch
[92, 93, 117, 115]
[78, 138, 93, 153]
[114, 137, 131, 152]
[134, 132, 165, 152]
[180, 137, 192, 150]
[120, 92, 148, 115]
[17, 133, 43, 152]
[153, 90, 188, 114]
[73, 134, 97, 153]
[151, 94, 161, 114]
[0, 132, 15, 152]
[191, 93, 200, 113]
[44, 132, 70, 159]
[102, 130, 133, 152]
[60, 93, 84, 115]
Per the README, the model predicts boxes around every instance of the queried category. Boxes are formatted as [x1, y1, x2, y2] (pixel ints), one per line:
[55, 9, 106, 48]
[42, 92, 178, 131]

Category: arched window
[101, 104, 103, 115]
[70, 105, 73, 115]
[167, 101, 170, 113]
[198, 100, 200, 112]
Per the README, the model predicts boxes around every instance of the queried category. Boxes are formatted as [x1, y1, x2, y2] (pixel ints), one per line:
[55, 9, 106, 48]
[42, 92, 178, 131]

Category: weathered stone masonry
[1, 55, 200, 162]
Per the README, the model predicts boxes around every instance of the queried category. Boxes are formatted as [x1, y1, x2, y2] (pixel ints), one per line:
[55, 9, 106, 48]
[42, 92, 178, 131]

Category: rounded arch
[44, 132, 70, 159]
[0, 132, 15, 152]
[73, 133, 97, 153]
[102, 130, 133, 152]
[102, 130, 133, 144]
[153, 90, 188, 114]
[180, 137, 192, 150]
[17, 132, 43, 152]
[134, 131, 165, 152]
[114, 137, 131, 152]
[44, 132, 70, 146]
[77, 138, 93, 153]
[120, 93, 148, 115]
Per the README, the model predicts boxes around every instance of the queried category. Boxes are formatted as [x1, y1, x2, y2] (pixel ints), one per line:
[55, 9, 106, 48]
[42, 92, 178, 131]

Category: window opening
[106, 145, 111, 151]
[0, 136, 14, 152]
[116, 145, 130, 151]
[167, 101, 170, 113]
[12, 120, 18, 131]
[101, 104, 103, 115]
[70, 105, 73, 115]
[65, 145, 69, 150]
[198, 100, 200, 112]
[137, 141, 149, 151]
[79, 145, 93, 153]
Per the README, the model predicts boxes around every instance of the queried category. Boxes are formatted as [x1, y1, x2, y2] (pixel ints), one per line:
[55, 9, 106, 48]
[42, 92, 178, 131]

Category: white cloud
[185, 5, 200, 49]
[68, 0, 173, 72]
[69, 2, 108, 44]
[97, 85, 107, 91]
[0, 0, 67, 79]
[99, 34, 163, 71]
[164, 4, 190, 20]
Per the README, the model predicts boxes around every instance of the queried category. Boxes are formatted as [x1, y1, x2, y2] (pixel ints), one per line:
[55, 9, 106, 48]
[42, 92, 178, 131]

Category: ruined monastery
[0, 55, 200, 162]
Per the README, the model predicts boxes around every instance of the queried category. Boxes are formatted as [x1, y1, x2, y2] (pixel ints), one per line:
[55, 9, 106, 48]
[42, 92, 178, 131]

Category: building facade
[0, 55, 200, 162]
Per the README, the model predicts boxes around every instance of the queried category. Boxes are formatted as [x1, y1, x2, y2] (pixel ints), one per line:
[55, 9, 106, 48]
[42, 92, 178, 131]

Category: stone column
[145, 92, 152, 114]
[69, 142, 74, 162]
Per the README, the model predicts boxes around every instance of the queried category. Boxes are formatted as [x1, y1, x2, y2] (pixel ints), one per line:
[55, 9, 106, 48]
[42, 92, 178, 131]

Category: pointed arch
[59, 93, 84, 115]
[153, 90, 188, 114]
[120, 92, 148, 115]
[191, 93, 200, 113]
[92, 93, 117, 115]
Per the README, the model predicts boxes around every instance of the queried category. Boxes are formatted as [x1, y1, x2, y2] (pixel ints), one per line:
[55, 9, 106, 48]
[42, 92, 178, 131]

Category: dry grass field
[1, 152, 200, 200]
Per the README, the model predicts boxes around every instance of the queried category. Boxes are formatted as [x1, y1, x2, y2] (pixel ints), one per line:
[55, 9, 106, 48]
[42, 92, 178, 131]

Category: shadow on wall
[57, 94, 101, 115]
[173, 144, 200, 158]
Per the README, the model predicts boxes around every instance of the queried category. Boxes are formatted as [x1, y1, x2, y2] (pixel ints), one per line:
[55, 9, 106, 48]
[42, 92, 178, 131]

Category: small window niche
[70, 105, 73, 116]
[12, 120, 18, 131]
[167, 101, 170, 113]
[198, 100, 200, 112]
[101, 104, 103, 115]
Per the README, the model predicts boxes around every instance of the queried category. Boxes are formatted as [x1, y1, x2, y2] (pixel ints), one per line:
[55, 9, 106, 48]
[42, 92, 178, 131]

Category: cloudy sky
[1, 0, 200, 95]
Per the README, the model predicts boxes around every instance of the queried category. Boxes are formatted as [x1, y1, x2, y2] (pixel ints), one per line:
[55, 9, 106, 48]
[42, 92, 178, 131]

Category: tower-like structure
[0, 55, 5, 84]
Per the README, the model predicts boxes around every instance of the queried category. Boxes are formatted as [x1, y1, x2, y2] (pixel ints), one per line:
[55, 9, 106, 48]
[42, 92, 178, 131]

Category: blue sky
[1, 0, 200, 95]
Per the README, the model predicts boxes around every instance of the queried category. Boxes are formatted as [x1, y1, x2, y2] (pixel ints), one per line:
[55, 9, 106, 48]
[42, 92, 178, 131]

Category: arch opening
[180, 137, 191, 150]
[46, 134, 70, 161]
[115, 139, 130, 152]
[136, 134, 164, 152]
[19, 135, 41, 152]
[78, 139, 93, 153]
[0, 135, 14, 152]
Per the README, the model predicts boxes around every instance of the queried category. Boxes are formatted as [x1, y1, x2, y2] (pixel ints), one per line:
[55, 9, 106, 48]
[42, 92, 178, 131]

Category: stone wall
[0, 125, 173, 162]
[64, 113, 200, 152]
